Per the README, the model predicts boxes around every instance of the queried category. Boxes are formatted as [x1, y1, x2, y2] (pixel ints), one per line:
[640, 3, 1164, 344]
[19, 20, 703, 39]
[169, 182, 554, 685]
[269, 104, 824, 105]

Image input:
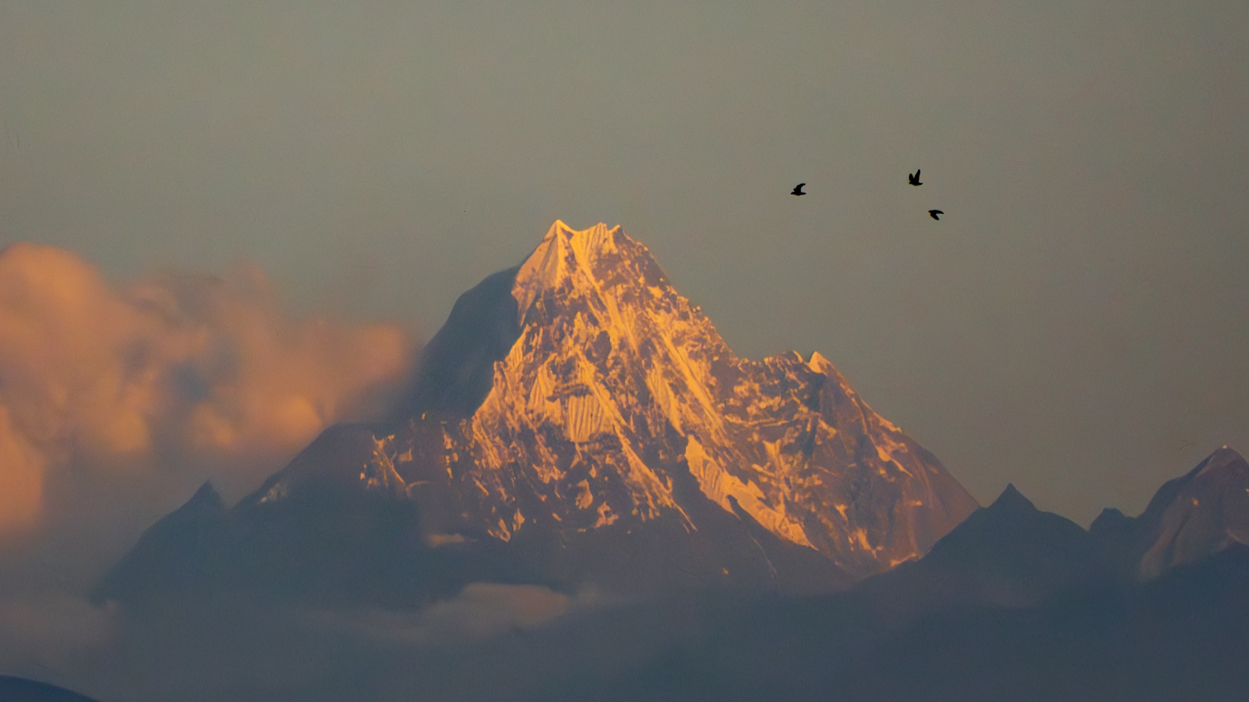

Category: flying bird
[791, 183, 806, 196]
[928, 209, 943, 220]
[909, 170, 922, 186]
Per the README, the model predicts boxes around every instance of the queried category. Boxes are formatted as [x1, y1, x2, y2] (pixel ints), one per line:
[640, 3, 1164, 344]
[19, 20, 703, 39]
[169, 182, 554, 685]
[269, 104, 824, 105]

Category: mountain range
[508, 451, 1248, 701]
[98, 221, 983, 604]
[79, 221, 1249, 701]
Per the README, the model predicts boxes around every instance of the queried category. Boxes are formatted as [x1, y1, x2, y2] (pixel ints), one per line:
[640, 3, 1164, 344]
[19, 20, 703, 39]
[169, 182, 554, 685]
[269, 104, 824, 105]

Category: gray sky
[1, 0, 1247, 527]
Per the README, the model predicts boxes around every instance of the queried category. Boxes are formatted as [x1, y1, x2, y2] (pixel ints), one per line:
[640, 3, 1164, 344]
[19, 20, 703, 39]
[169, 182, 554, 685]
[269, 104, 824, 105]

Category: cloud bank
[0, 580, 647, 702]
[0, 242, 415, 541]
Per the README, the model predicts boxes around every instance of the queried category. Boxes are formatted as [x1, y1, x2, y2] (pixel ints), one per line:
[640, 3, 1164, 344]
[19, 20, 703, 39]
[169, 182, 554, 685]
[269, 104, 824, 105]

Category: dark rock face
[98, 221, 979, 604]
[388, 266, 522, 421]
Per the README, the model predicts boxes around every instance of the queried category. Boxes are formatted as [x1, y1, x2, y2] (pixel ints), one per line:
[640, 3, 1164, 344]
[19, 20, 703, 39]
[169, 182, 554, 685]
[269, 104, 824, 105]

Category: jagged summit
[512, 220, 630, 320]
[389, 222, 648, 422]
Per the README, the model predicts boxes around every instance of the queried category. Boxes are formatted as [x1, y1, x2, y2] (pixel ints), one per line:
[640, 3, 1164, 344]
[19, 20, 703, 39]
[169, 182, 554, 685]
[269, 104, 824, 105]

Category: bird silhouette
[909, 170, 922, 186]
[791, 183, 806, 196]
[928, 209, 943, 220]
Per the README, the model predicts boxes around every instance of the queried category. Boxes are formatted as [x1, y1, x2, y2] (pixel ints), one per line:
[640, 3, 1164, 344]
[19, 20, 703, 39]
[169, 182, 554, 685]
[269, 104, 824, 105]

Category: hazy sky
[1, 0, 1247, 535]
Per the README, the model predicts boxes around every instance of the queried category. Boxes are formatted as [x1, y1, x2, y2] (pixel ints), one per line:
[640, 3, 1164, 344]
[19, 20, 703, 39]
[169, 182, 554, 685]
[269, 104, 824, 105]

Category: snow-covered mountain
[99, 221, 979, 601]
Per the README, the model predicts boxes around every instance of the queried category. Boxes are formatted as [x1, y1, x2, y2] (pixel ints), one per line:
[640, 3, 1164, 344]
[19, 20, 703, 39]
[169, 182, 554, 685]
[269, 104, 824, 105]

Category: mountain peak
[102, 221, 980, 600]
[187, 481, 224, 511]
[989, 483, 1036, 514]
[914, 480, 1105, 606]
[1138, 445, 1249, 579]
[426, 220, 979, 581]
[93, 479, 231, 604]
[1197, 445, 1246, 478]
[513, 221, 633, 322]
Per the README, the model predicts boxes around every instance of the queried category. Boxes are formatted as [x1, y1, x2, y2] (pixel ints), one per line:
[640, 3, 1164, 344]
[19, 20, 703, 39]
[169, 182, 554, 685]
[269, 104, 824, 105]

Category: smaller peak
[186, 481, 224, 510]
[988, 483, 1036, 513]
[1212, 444, 1242, 459]
[1089, 506, 1131, 536]
[1199, 444, 1246, 466]
[1094, 506, 1126, 520]
[1194, 445, 1248, 479]
[806, 351, 833, 374]
[545, 219, 575, 241]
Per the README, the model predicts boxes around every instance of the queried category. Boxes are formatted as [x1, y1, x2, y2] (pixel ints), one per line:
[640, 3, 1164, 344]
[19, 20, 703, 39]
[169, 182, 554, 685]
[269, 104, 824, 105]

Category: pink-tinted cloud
[0, 242, 415, 539]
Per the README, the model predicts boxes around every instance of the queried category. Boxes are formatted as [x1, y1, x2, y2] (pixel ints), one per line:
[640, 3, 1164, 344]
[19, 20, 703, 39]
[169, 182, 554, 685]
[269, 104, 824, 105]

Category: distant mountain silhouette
[543, 489, 1249, 702]
[853, 483, 1110, 621]
[829, 542, 1249, 702]
[94, 481, 232, 603]
[0, 676, 102, 702]
[1091, 446, 1249, 581]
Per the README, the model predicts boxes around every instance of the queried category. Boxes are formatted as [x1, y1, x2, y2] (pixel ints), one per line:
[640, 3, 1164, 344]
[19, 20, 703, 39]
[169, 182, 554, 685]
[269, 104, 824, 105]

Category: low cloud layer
[306, 583, 614, 648]
[0, 582, 628, 702]
[0, 242, 415, 543]
[0, 592, 118, 679]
